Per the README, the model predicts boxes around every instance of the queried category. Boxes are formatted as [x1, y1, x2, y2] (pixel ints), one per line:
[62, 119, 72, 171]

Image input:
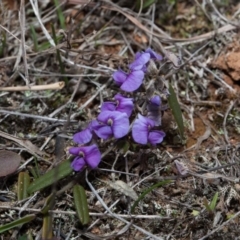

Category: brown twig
[0, 82, 65, 91]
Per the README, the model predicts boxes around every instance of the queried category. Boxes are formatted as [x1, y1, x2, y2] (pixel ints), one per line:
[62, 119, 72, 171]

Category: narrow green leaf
[53, 0, 66, 29]
[27, 159, 72, 194]
[73, 184, 90, 225]
[0, 32, 6, 57]
[0, 214, 35, 234]
[18, 172, 30, 201]
[136, 0, 156, 10]
[131, 180, 171, 213]
[203, 196, 212, 212]
[168, 83, 184, 139]
[209, 192, 219, 211]
[40, 193, 55, 215]
[42, 213, 53, 240]
[142, 0, 156, 9]
[51, 24, 67, 83]
[30, 25, 38, 52]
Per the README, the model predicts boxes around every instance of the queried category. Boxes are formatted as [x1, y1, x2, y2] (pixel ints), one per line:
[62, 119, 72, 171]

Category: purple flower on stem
[93, 110, 129, 140]
[132, 114, 166, 145]
[69, 144, 101, 171]
[73, 120, 99, 145]
[112, 69, 144, 92]
[147, 95, 162, 126]
[101, 94, 134, 117]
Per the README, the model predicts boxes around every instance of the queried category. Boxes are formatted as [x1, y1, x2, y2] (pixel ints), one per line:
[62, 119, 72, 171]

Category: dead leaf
[0, 130, 45, 157]
[0, 150, 22, 177]
[107, 180, 138, 200]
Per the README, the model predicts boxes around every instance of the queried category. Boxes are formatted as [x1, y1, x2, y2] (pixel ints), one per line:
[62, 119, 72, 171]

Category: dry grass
[0, 0, 240, 239]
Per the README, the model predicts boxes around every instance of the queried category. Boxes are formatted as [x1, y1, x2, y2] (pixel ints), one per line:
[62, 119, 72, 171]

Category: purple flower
[145, 48, 163, 61]
[132, 114, 165, 145]
[69, 144, 101, 171]
[101, 94, 134, 117]
[73, 120, 99, 145]
[112, 69, 144, 92]
[147, 95, 162, 126]
[129, 52, 150, 71]
[93, 110, 129, 139]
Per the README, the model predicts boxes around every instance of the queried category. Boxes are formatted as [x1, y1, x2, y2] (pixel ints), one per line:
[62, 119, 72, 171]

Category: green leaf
[27, 159, 72, 194]
[40, 193, 55, 215]
[203, 196, 212, 212]
[18, 172, 30, 201]
[30, 24, 38, 52]
[42, 213, 53, 240]
[0, 214, 35, 234]
[73, 184, 90, 225]
[0, 32, 6, 58]
[136, 0, 156, 10]
[168, 83, 184, 139]
[131, 180, 171, 213]
[53, 0, 66, 29]
[209, 192, 219, 211]
[51, 24, 67, 83]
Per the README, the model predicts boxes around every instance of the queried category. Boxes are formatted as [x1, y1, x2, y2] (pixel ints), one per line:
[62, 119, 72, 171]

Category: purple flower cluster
[112, 48, 162, 92]
[69, 48, 166, 172]
[69, 93, 133, 171]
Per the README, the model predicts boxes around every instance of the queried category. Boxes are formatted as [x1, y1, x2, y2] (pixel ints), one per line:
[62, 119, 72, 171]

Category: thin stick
[0, 82, 65, 91]
[0, 204, 169, 219]
[0, 109, 76, 123]
[223, 100, 236, 144]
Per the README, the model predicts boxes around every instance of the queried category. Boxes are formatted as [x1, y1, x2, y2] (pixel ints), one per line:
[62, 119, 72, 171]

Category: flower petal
[111, 112, 129, 138]
[112, 70, 127, 85]
[148, 130, 166, 145]
[97, 110, 112, 123]
[132, 115, 149, 144]
[71, 157, 86, 171]
[82, 144, 101, 169]
[114, 94, 134, 117]
[129, 53, 150, 70]
[93, 124, 113, 139]
[101, 102, 116, 112]
[120, 70, 144, 92]
[73, 128, 92, 145]
[150, 95, 161, 106]
[145, 48, 163, 60]
[69, 147, 81, 156]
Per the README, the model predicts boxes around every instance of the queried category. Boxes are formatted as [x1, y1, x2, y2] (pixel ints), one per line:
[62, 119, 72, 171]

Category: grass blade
[209, 192, 219, 211]
[131, 180, 171, 213]
[168, 83, 184, 139]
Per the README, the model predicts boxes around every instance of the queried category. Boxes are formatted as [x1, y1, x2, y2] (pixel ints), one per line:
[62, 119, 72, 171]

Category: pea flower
[112, 69, 144, 92]
[145, 48, 163, 61]
[73, 120, 99, 145]
[69, 144, 101, 171]
[129, 52, 150, 71]
[132, 114, 165, 145]
[101, 94, 134, 117]
[93, 110, 129, 140]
